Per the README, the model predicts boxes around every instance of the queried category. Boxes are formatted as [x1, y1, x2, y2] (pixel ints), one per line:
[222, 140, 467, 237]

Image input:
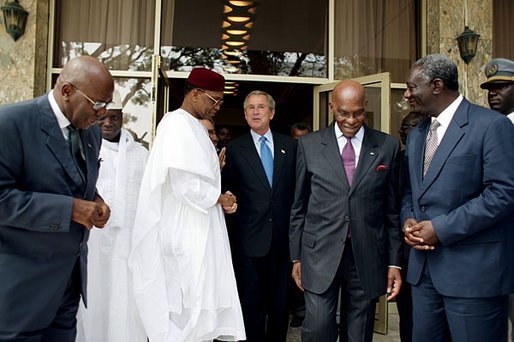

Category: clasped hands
[218, 191, 237, 214]
[72, 197, 111, 230]
[403, 218, 438, 250]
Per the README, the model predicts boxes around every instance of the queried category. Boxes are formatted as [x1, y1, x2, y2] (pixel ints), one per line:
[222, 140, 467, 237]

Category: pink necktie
[341, 136, 356, 185]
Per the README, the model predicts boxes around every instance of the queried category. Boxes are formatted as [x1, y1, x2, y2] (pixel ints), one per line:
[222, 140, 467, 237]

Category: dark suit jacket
[0, 94, 102, 331]
[222, 131, 297, 258]
[290, 124, 402, 298]
[401, 98, 514, 298]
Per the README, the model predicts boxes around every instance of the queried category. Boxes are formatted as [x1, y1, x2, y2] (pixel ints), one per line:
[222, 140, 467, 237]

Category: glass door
[313, 72, 391, 134]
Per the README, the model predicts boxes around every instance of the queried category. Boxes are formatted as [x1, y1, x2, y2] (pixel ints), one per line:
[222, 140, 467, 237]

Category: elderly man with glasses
[129, 67, 245, 342]
[0, 56, 113, 341]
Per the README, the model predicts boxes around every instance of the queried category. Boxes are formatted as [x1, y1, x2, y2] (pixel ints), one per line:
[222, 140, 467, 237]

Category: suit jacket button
[344, 216, 350, 222]
[420, 206, 427, 212]
[269, 218, 273, 222]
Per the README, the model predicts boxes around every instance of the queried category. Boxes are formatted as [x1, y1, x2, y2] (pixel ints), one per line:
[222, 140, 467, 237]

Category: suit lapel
[80, 129, 96, 186]
[350, 127, 378, 195]
[239, 133, 271, 190]
[320, 124, 350, 190]
[272, 134, 287, 191]
[409, 120, 429, 193]
[39, 96, 84, 188]
[419, 99, 469, 195]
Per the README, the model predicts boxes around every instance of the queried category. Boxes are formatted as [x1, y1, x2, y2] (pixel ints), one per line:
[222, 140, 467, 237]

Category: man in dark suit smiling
[222, 90, 297, 342]
[0, 56, 113, 341]
[402, 54, 514, 342]
[290, 80, 402, 342]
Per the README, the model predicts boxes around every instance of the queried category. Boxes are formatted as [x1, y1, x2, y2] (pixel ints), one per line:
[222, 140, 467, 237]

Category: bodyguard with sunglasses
[0, 56, 113, 341]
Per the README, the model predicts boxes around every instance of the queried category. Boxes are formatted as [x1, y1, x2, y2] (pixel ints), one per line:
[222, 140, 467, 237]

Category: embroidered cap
[187, 67, 225, 92]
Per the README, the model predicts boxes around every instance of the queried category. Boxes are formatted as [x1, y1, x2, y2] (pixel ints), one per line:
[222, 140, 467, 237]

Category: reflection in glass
[55, 0, 155, 71]
[113, 78, 153, 147]
[334, 0, 419, 82]
[161, 0, 327, 77]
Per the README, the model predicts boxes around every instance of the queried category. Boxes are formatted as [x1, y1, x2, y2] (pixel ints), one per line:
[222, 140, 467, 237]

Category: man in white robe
[77, 89, 148, 342]
[129, 68, 245, 342]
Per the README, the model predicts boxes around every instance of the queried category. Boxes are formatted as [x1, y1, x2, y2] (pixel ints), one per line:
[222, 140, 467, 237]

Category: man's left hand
[406, 220, 439, 248]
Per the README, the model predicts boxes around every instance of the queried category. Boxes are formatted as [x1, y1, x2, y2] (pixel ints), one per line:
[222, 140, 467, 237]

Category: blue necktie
[259, 136, 273, 186]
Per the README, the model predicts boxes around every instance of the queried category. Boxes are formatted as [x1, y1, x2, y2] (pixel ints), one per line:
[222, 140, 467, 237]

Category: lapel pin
[281, 149, 286, 154]
[87, 143, 92, 149]
[370, 152, 375, 156]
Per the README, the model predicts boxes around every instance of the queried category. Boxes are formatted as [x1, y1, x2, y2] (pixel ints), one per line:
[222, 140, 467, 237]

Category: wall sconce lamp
[456, 26, 480, 64]
[2, 0, 28, 41]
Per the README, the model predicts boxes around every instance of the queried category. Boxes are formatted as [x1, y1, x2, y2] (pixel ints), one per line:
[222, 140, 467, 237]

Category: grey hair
[243, 90, 276, 111]
[413, 54, 459, 91]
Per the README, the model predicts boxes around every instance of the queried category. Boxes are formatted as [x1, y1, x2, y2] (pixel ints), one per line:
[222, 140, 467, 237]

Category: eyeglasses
[202, 91, 224, 108]
[70, 83, 114, 111]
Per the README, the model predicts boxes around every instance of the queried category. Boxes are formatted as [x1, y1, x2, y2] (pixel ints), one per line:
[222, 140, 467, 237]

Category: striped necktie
[423, 119, 441, 177]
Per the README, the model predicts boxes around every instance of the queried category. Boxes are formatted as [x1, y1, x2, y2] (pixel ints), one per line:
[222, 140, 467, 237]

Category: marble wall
[426, 0, 493, 106]
[0, 0, 48, 105]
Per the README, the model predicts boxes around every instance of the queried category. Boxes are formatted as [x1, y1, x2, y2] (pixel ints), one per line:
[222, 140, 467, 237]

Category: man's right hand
[218, 191, 237, 208]
[292, 261, 304, 291]
[71, 198, 108, 230]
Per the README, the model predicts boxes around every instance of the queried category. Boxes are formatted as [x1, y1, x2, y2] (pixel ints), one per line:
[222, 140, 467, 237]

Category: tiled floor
[286, 303, 400, 342]
[286, 303, 513, 342]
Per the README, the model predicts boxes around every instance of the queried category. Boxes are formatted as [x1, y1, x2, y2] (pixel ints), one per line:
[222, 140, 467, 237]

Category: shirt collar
[433, 95, 463, 128]
[333, 122, 365, 142]
[250, 128, 273, 144]
[48, 90, 72, 130]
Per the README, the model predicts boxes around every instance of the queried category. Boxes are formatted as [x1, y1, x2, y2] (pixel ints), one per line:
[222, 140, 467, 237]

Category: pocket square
[375, 164, 387, 171]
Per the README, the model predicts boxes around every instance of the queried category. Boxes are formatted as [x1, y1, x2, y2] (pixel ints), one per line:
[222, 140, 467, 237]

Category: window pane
[54, 0, 155, 71]
[493, 0, 514, 59]
[114, 78, 153, 147]
[334, 0, 418, 82]
[161, 0, 327, 77]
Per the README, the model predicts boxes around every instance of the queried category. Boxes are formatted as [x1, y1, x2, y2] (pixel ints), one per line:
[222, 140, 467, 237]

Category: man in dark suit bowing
[290, 80, 403, 342]
[0, 56, 113, 341]
[402, 54, 514, 342]
[222, 90, 297, 342]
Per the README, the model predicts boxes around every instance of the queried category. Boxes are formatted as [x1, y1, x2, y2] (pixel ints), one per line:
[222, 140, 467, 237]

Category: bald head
[56, 56, 113, 92]
[331, 80, 366, 105]
[330, 80, 367, 138]
[54, 56, 114, 129]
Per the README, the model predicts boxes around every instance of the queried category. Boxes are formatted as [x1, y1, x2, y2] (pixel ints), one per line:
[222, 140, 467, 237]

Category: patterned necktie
[259, 136, 273, 186]
[68, 125, 86, 181]
[423, 119, 441, 177]
[341, 136, 356, 185]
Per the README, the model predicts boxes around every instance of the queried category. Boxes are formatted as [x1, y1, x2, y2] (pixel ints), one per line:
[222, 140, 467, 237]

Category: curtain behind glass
[56, 0, 157, 70]
[334, 0, 417, 82]
[493, 0, 514, 59]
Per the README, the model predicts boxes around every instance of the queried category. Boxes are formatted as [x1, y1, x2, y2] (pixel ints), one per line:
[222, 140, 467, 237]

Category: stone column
[0, 0, 49, 105]
[425, 0, 493, 106]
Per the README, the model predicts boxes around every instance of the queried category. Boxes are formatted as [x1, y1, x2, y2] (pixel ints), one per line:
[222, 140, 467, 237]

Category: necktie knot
[429, 119, 441, 132]
[259, 136, 267, 144]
